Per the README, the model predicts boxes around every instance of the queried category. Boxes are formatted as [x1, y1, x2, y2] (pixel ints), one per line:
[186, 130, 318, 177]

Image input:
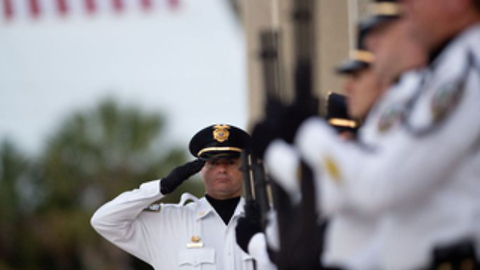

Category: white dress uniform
[295, 23, 480, 270]
[91, 179, 255, 270]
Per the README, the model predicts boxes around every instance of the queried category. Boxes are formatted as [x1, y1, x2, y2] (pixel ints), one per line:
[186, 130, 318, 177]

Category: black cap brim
[199, 151, 241, 161]
[336, 59, 369, 74]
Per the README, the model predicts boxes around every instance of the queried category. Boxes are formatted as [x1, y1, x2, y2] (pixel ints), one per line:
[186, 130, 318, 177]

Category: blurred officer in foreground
[257, 2, 411, 269]
[315, 22, 381, 269]
[289, 0, 480, 269]
[363, 0, 426, 88]
[357, 0, 427, 148]
[336, 22, 384, 126]
[234, 94, 359, 270]
[91, 124, 256, 270]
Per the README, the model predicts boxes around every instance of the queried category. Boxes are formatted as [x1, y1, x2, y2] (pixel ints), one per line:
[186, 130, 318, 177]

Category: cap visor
[336, 60, 369, 74]
[199, 151, 241, 161]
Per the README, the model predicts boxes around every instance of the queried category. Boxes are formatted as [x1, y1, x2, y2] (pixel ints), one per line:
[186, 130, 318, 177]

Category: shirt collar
[195, 196, 245, 221]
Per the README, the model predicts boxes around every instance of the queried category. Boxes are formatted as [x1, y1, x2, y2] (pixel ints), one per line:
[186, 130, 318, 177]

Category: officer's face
[367, 19, 426, 82]
[200, 158, 244, 200]
[400, 0, 460, 49]
[344, 68, 383, 120]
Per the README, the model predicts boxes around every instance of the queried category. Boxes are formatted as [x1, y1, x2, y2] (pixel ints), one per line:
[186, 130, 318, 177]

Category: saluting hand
[160, 159, 205, 195]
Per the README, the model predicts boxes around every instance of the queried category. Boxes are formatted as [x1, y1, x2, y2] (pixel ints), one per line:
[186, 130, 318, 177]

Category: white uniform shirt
[295, 24, 480, 270]
[91, 179, 255, 270]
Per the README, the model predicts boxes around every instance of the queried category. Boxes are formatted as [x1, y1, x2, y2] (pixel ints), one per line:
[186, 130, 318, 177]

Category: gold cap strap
[197, 147, 243, 157]
[328, 118, 359, 128]
[369, 2, 402, 16]
[350, 50, 375, 64]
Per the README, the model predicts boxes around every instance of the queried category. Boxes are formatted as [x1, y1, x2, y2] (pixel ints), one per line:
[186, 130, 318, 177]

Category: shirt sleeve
[295, 56, 480, 217]
[90, 179, 165, 263]
[264, 138, 348, 216]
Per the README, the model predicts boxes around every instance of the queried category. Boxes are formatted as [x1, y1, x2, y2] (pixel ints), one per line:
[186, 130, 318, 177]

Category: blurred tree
[0, 140, 32, 270]
[0, 140, 45, 270]
[0, 98, 204, 270]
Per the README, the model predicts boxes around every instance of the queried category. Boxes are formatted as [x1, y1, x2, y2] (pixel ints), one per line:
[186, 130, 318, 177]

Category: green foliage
[0, 140, 26, 221]
[0, 141, 29, 267]
[0, 97, 205, 269]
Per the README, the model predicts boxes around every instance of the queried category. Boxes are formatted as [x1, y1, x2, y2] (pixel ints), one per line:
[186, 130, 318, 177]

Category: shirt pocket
[178, 248, 216, 270]
[242, 252, 255, 270]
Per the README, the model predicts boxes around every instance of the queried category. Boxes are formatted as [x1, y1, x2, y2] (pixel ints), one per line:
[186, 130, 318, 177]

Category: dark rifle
[245, 0, 323, 268]
[267, 0, 323, 269]
[241, 30, 282, 230]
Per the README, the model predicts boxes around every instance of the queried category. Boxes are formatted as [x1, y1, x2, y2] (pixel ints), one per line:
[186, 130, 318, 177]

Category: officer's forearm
[91, 180, 164, 238]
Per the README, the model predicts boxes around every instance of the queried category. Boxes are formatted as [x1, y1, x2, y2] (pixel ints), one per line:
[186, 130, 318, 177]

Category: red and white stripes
[3, 0, 13, 20]
[1, 0, 181, 21]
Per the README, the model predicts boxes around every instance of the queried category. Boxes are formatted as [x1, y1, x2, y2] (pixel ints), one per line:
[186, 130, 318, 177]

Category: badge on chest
[186, 235, 204, 249]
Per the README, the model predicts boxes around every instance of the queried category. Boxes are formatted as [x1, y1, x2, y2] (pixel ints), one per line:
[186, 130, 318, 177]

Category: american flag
[1, 0, 181, 21]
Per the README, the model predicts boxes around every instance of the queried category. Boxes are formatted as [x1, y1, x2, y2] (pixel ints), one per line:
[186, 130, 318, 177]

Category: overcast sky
[0, 0, 247, 156]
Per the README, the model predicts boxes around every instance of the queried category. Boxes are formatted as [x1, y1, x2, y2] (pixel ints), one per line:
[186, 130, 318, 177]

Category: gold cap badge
[213, 124, 230, 143]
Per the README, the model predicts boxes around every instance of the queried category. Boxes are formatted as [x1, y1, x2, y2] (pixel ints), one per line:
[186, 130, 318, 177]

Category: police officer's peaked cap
[189, 124, 251, 160]
[362, 0, 402, 32]
[339, 0, 402, 74]
[336, 21, 374, 74]
[326, 93, 359, 133]
[336, 57, 371, 75]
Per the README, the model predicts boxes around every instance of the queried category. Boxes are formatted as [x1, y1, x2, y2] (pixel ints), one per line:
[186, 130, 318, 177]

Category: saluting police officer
[91, 124, 256, 270]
